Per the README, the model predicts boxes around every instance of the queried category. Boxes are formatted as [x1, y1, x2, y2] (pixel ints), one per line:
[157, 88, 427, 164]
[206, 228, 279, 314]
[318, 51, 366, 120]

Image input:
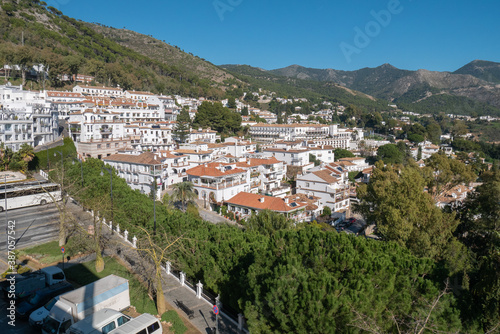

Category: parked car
[30, 296, 61, 328]
[347, 218, 357, 224]
[17, 281, 74, 318]
[68, 308, 131, 334]
[2, 266, 66, 300]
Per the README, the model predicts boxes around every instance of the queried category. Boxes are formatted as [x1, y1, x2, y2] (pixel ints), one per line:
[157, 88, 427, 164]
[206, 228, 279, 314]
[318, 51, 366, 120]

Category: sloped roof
[235, 157, 281, 168]
[224, 192, 306, 212]
[103, 152, 162, 165]
[187, 162, 246, 177]
[312, 170, 339, 184]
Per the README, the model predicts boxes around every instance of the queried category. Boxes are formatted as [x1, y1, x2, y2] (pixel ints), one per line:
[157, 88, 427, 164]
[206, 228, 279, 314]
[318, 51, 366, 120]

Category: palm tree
[17, 143, 35, 173]
[0, 142, 13, 171]
[171, 181, 196, 211]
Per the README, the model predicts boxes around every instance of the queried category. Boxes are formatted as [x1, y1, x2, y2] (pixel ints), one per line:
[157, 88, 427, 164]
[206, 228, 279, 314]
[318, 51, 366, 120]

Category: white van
[68, 309, 130, 334]
[111, 313, 162, 334]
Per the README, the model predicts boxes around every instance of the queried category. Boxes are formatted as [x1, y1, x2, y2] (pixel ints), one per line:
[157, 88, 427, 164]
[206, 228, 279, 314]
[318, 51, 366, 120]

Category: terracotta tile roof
[339, 157, 365, 162]
[187, 162, 247, 177]
[224, 192, 306, 212]
[338, 161, 356, 166]
[175, 149, 212, 155]
[235, 157, 281, 168]
[103, 152, 162, 165]
[263, 148, 308, 153]
[362, 166, 374, 174]
[47, 91, 84, 98]
[312, 170, 339, 184]
[76, 85, 123, 91]
[126, 90, 155, 95]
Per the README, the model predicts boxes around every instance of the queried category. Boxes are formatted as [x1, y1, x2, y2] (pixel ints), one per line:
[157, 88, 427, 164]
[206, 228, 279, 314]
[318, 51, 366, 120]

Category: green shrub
[161, 310, 187, 334]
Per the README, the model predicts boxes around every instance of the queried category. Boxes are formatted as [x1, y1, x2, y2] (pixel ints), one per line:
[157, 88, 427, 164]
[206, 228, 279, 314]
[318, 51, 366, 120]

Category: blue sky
[48, 0, 500, 72]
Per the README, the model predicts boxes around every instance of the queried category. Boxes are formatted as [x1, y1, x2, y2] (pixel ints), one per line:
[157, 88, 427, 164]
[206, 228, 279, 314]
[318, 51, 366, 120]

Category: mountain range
[264, 61, 500, 115]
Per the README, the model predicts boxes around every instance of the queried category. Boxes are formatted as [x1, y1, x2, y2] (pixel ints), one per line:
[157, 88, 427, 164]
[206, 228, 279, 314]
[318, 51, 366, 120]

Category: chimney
[259, 197, 265, 203]
[204, 163, 208, 168]
[284, 197, 289, 204]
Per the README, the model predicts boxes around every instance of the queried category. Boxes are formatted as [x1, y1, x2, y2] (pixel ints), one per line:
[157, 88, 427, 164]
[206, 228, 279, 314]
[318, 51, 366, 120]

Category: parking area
[333, 215, 367, 235]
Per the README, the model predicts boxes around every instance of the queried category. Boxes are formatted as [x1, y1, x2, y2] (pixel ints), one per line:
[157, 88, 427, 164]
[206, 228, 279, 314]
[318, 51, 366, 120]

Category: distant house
[338, 157, 369, 172]
[435, 184, 473, 209]
[224, 192, 308, 221]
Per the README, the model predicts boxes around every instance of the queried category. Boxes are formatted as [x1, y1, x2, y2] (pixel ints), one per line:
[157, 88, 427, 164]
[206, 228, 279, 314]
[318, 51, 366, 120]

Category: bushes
[161, 310, 187, 334]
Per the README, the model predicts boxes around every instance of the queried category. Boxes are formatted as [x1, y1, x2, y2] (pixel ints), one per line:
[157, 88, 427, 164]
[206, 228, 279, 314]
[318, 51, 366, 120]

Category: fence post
[238, 313, 244, 331]
[165, 261, 171, 275]
[109, 221, 113, 231]
[124, 230, 128, 242]
[196, 281, 203, 299]
[116, 224, 120, 234]
[180, 272, 185, 286]
[132, 236, 137, 248]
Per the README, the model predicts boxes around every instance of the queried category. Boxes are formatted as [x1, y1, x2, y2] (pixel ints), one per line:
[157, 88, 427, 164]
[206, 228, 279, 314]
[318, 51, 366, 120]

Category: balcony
[171, 161, 189, 168]
[195, 179, 247, 190]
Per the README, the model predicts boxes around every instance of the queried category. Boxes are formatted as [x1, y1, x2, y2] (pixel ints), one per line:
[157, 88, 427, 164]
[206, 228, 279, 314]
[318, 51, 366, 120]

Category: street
[0, 204, 61, 254]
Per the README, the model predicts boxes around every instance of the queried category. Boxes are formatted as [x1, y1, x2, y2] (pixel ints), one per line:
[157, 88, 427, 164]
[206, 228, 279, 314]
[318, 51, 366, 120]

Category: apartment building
[68, 108, 130, 159]
[0, 84, 58, 150]
[235, 157, 289, 197]
[103, 152, 163, 199]
[187, 162, 250, 205]
[296, 163, 350, 213]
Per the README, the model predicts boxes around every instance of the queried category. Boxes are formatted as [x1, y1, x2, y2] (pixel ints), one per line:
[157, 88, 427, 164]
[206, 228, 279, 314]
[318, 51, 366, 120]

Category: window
[306, 182, 310, 188]
[102, 321, 116, 334]
[106, 143, 110, 148]
[137, 329, 147, 334]
[117, 316, 130, 326]
[147, 322, 161, 333]
[97, 144, 102, 149]
[52, 272, 65, 280]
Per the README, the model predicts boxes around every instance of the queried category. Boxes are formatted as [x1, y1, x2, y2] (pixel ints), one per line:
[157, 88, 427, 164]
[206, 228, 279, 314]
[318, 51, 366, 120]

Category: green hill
[221, 64, 389, 111]
[454, 60, 500, 84]
[0, 0, 228, 98]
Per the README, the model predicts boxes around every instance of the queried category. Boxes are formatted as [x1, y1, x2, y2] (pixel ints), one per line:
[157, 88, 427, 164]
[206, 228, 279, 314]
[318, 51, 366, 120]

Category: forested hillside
[0, 0, 227, 97]
[221, 64, 389, 111]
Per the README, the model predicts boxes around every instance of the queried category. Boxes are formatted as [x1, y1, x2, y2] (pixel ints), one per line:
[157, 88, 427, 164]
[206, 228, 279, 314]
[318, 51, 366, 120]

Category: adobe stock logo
[340, 0, 406, 63]
[213, 0, 243, 21]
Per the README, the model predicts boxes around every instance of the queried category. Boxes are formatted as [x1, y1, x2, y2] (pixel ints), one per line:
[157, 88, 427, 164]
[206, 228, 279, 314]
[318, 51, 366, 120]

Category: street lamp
[100, 167, 113, 225]
[72, 158, 84, 188]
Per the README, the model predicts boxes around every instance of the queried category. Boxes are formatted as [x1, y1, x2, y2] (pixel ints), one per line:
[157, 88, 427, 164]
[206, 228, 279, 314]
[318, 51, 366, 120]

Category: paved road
[0, 204, 61, 254]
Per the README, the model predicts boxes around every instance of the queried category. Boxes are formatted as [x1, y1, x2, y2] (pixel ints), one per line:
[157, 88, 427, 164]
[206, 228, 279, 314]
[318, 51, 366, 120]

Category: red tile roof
[103, 152, 162, 165]
[225, 192, 306, 212]
[187, 162, 247, 177]
[235, 157, 281, 168]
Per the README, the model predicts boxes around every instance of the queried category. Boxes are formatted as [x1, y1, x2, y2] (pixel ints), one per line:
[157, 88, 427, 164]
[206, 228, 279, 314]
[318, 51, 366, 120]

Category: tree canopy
[193, 101, 241, 135]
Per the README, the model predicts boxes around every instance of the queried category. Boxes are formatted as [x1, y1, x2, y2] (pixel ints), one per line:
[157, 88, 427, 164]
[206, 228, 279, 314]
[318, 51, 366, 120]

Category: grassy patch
[63, 256, 157, 315]
[161, 310, 187, 334]
[19, 239, 84, 264]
